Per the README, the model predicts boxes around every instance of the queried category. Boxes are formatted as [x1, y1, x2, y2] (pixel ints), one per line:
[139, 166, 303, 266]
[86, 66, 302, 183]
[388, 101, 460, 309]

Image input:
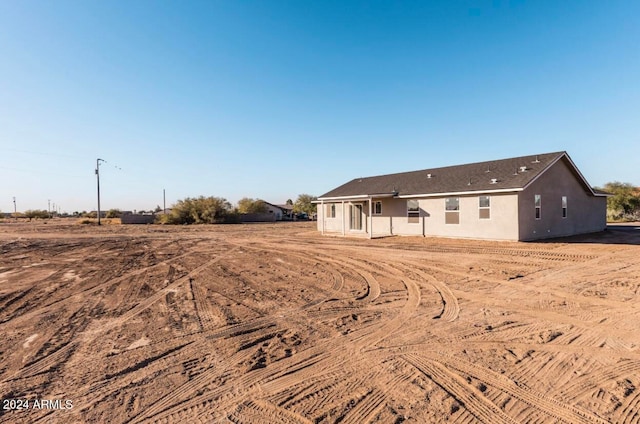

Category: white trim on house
[316, 193, 397, 201]
[397, 187, 523, 199]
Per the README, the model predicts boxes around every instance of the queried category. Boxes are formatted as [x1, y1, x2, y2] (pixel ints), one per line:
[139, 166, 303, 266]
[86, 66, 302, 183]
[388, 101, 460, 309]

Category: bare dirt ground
[1, 220, 639, 423]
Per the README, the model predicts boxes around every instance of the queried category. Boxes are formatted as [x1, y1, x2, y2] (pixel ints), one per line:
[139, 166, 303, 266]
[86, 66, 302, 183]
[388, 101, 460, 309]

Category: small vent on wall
[427, 173, 432, 179]
[490, 178, 498, 184]
[519, 166, 528, 172]
[532, 155, 540, 163]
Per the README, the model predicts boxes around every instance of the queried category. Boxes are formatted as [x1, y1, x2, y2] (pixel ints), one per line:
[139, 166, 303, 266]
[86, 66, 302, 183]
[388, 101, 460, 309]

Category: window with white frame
[535, 194, 541, 219]
[445, 197, 460, 224]
[373, 201, 382, 215]
[326, 204, 336, 218]
[407, 200, 420, 223]
[479, 196, 490, 219]
[562, 196, 567, 218]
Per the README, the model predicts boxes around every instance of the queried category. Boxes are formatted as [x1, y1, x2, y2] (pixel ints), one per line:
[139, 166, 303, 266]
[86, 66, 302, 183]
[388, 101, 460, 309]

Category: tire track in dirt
[554, 360, 640, 402]
[354, 278, 420, 348]
[241, 241, 381, 303]
[2, 341, 77, 382]
[375, 244, 598, 262]
[423, 351, 609, 424]
[340, 369, 411, 424]
[395, 261, 459, 322]
[298, 253, 381, 303]
[2, 247, 239, 385]
[230, 400, 314, 424]
[0, 248, 195, 331]
[131, 256, 417, 422]
[129, 349, 334, 423]
[404, 353, 518, 424]
[62, 340, 199, 418]
[393, 255, 634, 313]
[87, 247, 241, 337]
[273, 370, 366, 416]
[618, 387, 640, 424]
[339, 388, 387, 424]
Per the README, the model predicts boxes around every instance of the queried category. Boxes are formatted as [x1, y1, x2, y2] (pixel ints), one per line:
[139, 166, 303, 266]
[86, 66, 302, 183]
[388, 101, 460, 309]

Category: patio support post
[321, 200, 325, 235]
[368, 197, 373, 239]
[341, 201, 345, 236]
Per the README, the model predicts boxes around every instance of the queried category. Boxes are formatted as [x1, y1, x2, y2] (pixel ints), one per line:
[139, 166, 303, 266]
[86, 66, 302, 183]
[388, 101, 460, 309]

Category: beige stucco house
[316, 152, 608, 241]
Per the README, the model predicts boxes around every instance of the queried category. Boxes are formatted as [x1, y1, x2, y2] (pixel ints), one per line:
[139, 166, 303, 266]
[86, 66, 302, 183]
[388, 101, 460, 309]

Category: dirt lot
[0, 220, 639, 423]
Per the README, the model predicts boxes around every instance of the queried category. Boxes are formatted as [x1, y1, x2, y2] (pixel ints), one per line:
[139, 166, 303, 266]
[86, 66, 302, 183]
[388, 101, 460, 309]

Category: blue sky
[1, 1, 638, 213]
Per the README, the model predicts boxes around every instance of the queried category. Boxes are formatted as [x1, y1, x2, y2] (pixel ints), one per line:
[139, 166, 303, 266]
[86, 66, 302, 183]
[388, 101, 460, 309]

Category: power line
[0, 166, 86, 178]
[0, 147, 90, 160]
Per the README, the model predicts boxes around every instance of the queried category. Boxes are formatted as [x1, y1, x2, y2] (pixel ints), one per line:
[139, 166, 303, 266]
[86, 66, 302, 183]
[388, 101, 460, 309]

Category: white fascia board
[316, 195, 371, 202]
[317, 193, 397, 202]
[397, 188, 522, 198]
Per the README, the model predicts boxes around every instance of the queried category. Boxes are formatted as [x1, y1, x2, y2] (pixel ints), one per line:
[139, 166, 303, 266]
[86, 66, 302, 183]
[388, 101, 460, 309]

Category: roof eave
[397, 187, 523, 198]
[316, 192, 397, 202]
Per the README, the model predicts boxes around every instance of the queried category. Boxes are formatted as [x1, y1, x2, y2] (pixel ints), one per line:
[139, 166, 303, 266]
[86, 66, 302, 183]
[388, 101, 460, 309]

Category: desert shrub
[24, 209, 50, 220]
[599, 182, 640, 222]
[163, 196, 233, 224]
[106, 209, 122, 218]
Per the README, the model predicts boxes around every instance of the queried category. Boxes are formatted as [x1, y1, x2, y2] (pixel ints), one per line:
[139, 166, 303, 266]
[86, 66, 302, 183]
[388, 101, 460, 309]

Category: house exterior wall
[418, 193, 520, 240]
[318, 202, 350, 235]
[264, 203, 284, 220]
[319, 194, 520, 240]
[518, 159, 607, 240]
[371, 197, 421, 237]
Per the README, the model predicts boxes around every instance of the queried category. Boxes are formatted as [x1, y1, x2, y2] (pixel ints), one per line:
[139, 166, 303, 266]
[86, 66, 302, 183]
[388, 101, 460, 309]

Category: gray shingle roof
[319, 151, 592, 199]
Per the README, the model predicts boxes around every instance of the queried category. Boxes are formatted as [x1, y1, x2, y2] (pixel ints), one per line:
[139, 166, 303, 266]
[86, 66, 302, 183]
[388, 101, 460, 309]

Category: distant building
[263, 201, 294, 221]
[316, 151, 608, 241]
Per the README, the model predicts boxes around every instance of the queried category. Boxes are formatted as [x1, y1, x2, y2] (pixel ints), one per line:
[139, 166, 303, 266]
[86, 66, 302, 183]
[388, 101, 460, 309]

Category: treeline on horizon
[0, 195, 318, 225]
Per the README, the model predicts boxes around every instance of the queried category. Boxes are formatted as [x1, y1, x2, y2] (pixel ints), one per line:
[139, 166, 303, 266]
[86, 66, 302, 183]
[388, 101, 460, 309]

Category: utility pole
[163, 188, 166, 215]
[96, 158, 104, 225]
[13, 197, 16, 219]
[48, 199, 51, 218]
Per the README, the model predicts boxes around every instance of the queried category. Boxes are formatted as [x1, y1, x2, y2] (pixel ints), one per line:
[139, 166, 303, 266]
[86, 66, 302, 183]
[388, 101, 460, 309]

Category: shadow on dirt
[538, 223, 640, 245]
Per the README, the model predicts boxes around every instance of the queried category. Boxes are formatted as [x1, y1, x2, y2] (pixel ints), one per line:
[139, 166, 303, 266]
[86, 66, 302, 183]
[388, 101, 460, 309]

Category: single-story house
[263, 201, 294, 221]
[316, 151, 608, 241]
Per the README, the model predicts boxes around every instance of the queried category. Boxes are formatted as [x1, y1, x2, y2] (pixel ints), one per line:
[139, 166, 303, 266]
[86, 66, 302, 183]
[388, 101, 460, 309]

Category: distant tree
[106, 209, 122, 218]
[237, 198, 268, 214]
[293, 194, 317, 216]
[286, 199, 293, 205]
[24, 209, 50, 220]
[163, 196, 233, 224]
[597, 182, 640, 221]
[154, 205, 162, 213]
